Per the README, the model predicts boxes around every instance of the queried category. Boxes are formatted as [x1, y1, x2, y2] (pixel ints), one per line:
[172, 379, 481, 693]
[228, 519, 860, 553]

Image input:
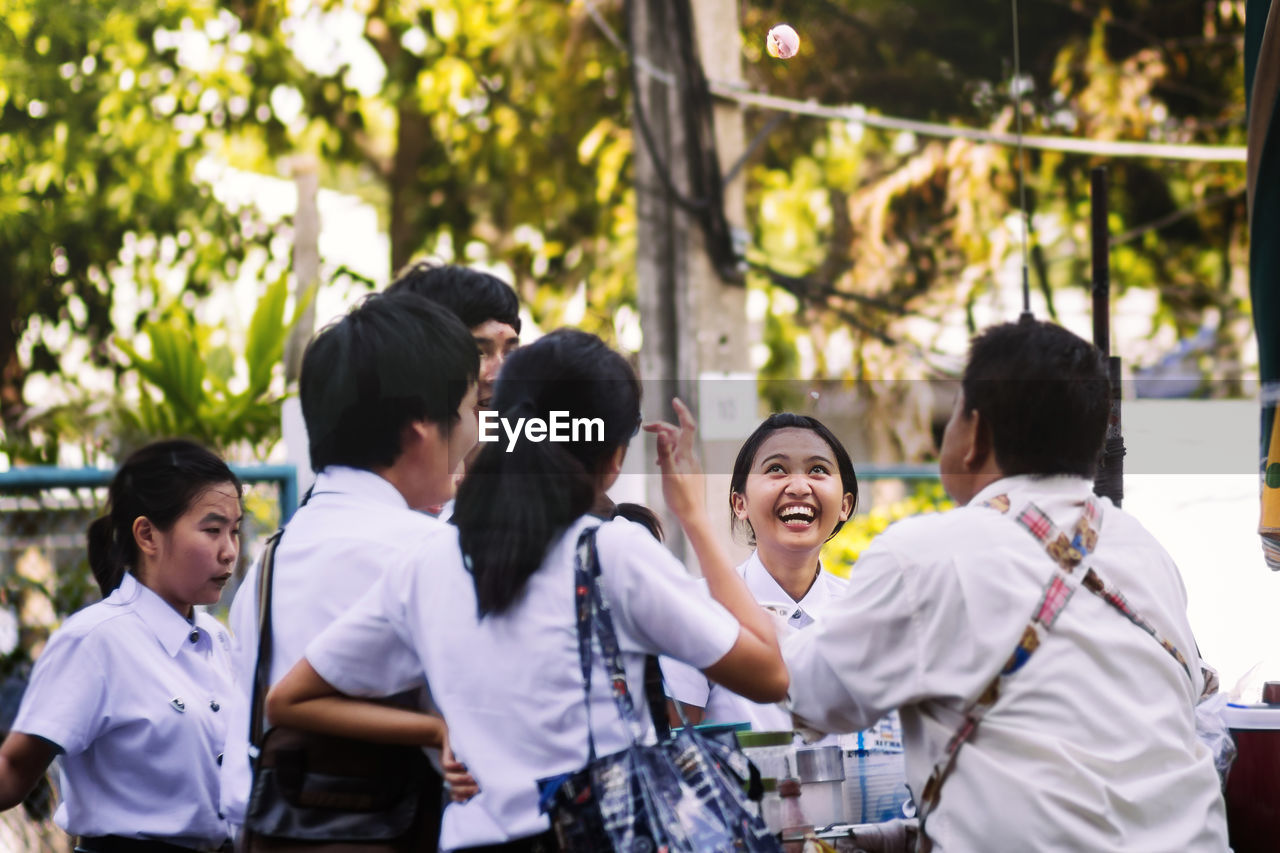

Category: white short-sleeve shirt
[219, 466, 445, 825]
[661, 551, 847, 732]
[783, 475, 1229, 852]
[305, 514, 741, 851]
[12, 573, 235, 847]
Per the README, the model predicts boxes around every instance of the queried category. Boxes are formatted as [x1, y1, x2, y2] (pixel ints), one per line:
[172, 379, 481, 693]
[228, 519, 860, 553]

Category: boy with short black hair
[221, 290, 481, 848]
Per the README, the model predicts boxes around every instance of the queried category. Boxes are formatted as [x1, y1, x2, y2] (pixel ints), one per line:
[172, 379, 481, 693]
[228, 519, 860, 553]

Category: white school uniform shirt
[219, 466, 446, 825]
[661, 551, 846, 732]
[12, 573, 235, 848]
[304, 514, 741, 851]
[784, 475, 1228, 852]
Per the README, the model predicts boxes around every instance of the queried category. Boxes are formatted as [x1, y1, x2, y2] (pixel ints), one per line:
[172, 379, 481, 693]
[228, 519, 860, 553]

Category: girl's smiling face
[732, 428, 854, 552]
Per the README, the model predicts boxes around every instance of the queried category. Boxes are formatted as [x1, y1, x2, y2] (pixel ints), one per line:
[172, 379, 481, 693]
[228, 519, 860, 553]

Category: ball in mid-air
[766, 24, 800, 59]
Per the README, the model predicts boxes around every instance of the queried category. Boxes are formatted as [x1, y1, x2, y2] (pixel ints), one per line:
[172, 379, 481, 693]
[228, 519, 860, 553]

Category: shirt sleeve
[595, 519, 740, 671]
[305, 564, 427, 699]
[11, 626, 109, 754]
[784, 536, 926, 734]
[660, 654, 711, 707]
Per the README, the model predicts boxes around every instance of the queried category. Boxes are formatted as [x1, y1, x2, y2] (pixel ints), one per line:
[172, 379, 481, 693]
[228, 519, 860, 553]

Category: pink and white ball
[766, 24, 800, 60]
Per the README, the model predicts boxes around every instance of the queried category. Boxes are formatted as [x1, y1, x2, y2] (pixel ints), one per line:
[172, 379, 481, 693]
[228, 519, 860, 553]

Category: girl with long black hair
[267, 329, 788, 852]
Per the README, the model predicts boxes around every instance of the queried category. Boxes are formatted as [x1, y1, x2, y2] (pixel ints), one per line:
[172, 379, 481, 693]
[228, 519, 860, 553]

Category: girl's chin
[768, 524, 829, 543]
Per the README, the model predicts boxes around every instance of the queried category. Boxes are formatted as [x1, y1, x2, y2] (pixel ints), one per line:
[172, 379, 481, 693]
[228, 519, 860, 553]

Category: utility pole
[283, 155, 320, 384]
[631, 0, 752, 562]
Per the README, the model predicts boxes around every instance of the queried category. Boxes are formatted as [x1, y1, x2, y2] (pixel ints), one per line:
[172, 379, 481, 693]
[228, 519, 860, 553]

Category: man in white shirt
[220, 290, 481, 847]
[784, 319, 1229, 852]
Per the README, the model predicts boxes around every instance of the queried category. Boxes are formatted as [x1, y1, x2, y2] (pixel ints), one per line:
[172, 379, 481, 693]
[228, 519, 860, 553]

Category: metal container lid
[795, 745, 845, 782]
[1224, 705, 1280, 731]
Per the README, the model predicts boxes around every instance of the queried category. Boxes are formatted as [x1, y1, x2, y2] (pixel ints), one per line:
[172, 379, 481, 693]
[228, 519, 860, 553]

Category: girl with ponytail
[268, 329, 789, 852]
[0, 439, 242, 852]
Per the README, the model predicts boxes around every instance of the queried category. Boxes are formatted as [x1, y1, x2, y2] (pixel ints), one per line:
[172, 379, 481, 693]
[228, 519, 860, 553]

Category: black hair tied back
[453, 330, 641, 616]
[87, 440, 241, 598]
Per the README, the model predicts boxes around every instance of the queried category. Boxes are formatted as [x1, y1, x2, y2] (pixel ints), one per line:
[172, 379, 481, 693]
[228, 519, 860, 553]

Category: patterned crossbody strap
[573, 527, 648, 762]
[913, 497, 1101, 851]
[915, 495, 1193, 853]
[1009, 498, 1193, 683]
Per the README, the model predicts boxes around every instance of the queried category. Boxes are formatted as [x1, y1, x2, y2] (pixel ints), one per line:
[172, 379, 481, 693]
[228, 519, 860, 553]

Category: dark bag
[536, 528, 782, 853]
[242, 531, 440, 853]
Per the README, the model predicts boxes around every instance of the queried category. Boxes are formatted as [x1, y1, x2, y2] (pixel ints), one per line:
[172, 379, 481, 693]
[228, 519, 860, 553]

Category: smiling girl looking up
[0, 439, 242, 852]
[663, 413, 857, 730]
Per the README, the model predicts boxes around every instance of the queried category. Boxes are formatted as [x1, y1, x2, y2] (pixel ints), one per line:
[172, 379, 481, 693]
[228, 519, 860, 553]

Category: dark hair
[961, 318, 1110, 477]
[300, 290, 479, 472]
[729, 413, 858, 546]
[612, 502, 664, 543]
[386, 261, 521, 334]
[87, 439, 241, 597]
[452, 329, 641, 615]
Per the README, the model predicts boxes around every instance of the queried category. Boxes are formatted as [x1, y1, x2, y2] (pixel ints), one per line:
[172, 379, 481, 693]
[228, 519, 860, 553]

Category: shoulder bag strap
[915, 496, 1101, 851]
[248, 528, 285, 756]
[575, 527, 649, 747]
[1009, 497, 1193, 683]
[572, 528, 600, 762]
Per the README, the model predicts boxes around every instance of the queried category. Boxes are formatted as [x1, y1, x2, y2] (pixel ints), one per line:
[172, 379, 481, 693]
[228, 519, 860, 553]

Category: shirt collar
[971, 474, 1095, 509]
[116, 572, 199, 658]
[740, 550, 834, 612]
[309, 466, 412, 510]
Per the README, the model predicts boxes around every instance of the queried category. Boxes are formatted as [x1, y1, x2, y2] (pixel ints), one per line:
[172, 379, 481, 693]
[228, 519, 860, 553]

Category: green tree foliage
[219, 0, 638, 337]
[744, 0, 1249, 414]
[113, 273, 302, 456]
[0, 0, 1254, 468]
[0, 0, 281, 461]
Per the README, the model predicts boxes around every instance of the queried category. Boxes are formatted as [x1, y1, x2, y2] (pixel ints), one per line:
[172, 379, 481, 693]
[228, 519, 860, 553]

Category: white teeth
[778, 505, 815, 521]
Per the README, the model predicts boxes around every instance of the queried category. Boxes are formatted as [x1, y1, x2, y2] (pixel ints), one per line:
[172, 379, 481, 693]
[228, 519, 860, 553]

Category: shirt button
[217, 752, 223, 766]
[791, 610, 802, 620]
[210, 700, 220, 712]
[189, 629, 200, 644]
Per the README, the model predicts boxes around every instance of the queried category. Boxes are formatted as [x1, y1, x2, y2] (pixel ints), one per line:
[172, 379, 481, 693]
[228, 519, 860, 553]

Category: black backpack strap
[248, 528, 285, 756]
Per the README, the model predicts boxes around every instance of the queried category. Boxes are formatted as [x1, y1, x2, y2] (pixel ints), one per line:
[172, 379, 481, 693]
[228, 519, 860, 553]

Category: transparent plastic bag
[539, 728, 782, 853]
[1195, 691, 1237, 787]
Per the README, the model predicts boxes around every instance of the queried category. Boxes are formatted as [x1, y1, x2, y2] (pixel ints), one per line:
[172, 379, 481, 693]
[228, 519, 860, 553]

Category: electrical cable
[1012, 0, 1033, 321]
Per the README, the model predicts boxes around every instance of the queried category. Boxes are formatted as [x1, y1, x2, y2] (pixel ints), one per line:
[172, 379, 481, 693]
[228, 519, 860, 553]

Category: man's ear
[964, 410, 994, 472]
[133, 516, 160, 558]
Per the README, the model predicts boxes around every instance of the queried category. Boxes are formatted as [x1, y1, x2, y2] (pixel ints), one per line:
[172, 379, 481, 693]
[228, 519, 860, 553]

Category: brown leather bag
[240, 532, 441, 853]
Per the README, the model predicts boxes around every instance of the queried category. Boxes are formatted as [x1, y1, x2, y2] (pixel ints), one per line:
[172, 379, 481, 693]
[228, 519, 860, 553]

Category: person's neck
[755, 541, 823, 603]
[136, 569, 195, 621]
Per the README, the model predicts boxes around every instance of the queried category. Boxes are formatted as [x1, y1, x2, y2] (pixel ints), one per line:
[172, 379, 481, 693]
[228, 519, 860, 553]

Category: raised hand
[643, 398, 706, 524]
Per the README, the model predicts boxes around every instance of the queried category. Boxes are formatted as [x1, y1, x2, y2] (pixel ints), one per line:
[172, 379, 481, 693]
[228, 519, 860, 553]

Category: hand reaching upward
[643, 398, 706, 524]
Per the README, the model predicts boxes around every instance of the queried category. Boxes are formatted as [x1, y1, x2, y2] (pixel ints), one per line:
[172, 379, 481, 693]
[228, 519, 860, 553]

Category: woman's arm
[645, 399, 789, 703]
[666, 700, 705, 728]
[0, 733, 57, 811]
[266, 658, 446, 747]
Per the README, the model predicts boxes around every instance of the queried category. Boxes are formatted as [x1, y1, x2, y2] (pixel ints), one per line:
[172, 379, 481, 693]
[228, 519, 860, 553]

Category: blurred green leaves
[112, 274, 302, 457]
